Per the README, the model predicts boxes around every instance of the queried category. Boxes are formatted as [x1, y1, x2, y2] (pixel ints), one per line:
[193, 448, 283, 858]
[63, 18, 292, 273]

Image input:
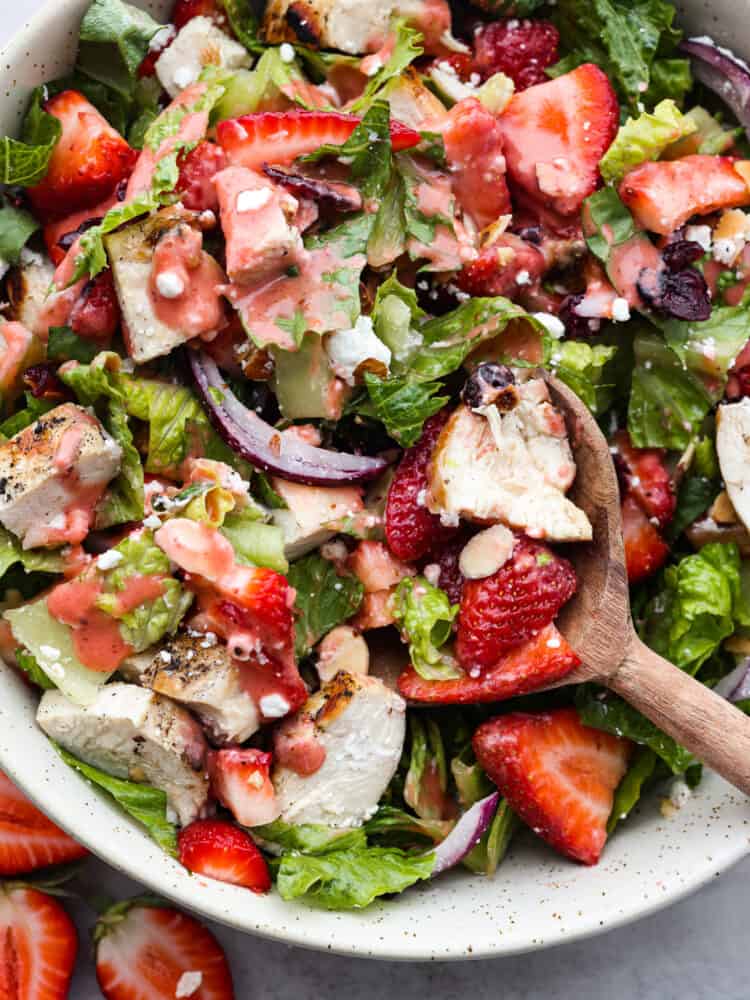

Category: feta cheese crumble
[155, 270, 185, 300]
[176, 970, 203, 997]
[236, 187, 273, 213]
[97, 549, 124, 570]
[260, 694, 291, 719]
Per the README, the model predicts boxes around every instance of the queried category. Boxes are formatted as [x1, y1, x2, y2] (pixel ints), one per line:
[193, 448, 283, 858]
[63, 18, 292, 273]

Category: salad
[2, 0, 750, 912]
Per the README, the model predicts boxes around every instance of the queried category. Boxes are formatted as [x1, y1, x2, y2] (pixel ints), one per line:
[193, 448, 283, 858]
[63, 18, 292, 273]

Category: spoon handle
[609, 633, 750, 796]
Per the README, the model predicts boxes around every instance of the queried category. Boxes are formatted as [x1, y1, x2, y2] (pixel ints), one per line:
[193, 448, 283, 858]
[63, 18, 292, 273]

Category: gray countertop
[3, 5, 750, 997]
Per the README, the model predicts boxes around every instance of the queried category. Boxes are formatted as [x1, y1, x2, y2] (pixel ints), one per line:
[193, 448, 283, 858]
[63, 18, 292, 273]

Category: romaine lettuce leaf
[404, 715, 451, 820]
[364, 806, 453, 847]
[303, 101, 394, 200]
[16, 650, 57, 690]
[77, 0, 164, 99]
[254, 820, 366, 855]
[276, 845, 434, 909]
[56, 745, 177, 854]
[0, 88, 61, 186]
[361, 374, 448, 447]
[550, 0, 691, 110]
[599, 99, 697, 184]
[640, 542, 748, 674]
[0, 392, 57, 439]
[550, 340, 618, 415]
[462, 799, 518, 876]
[94, 399, 145, 529]
[393, 576, 461, 681]
[287, 553, 363, 658]
[220, 509, 289, 574]
[222, 0, 263, 53]
[350, 21, 424, 113]
[0, 196, 39, 263]
[584, 187, 636, 264]
[0, 528, 64, 579]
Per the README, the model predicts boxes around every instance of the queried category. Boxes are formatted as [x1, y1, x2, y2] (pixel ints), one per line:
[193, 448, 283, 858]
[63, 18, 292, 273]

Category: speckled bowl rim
[1, 0, 750, 963]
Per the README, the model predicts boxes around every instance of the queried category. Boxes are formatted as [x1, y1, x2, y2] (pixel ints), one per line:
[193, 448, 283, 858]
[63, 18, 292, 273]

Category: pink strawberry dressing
[148, 224, 226, 337]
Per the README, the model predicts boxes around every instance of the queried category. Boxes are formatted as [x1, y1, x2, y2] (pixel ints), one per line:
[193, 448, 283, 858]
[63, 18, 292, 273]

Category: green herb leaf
[56, 745, 178, 854]
[95, 399, 145, 530]
[47, 327, 100, 364]
[77, 0, 164, 99]
[287, 553, 363, 658]
[276, 845, 434, 909]
[0, 89, 61, 186]
[361, 374, 448, 447]
[0, 196, 39, 263]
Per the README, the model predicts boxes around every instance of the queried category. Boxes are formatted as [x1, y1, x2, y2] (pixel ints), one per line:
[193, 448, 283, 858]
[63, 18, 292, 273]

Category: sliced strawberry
[0, 886, 77, 999]
[173, 0, 226, 29]
[69, 270, 120, 343]
[385, 408, 458, 562]
[0, 771, 88, 875]
[613, 430, 675, 529]
[474, 18, 560, 90]
[217, 111, 421, 171]
[398, 624, 580, 703]
[178, 819, 271, 893]
[207, 749, 280, 828]
[473, 707, 630, 864]
[177, 141, 227, 212]
[456, 536, 577, 672]
[95, 898, 233, 1000]
[442, 97, 512, 229]
[28, 90, 137, 223]
[622, 494, 670, 584]
[619, 155, 750, 235]
[456, 233, 546, 297]
[498, 64, 619, 216]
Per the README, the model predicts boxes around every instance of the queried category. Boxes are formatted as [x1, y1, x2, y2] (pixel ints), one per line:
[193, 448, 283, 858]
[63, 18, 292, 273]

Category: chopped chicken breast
[717, 399, 750, 532]
[37, 683, 208, 826]
[138, 632, 260, 746]
[4, 250, 55, 336]
[273, 672, 406, 828]
[0, 403, 122, 549]
[155, 16, 251, 99]
[270, 478, 363, 559]
[427, 380, 592, 542]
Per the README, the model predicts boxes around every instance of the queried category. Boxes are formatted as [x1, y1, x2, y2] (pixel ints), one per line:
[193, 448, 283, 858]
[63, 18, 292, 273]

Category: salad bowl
[1, 0, 750, 962]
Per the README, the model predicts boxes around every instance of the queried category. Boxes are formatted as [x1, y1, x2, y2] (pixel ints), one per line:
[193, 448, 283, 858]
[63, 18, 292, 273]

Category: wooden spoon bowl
[545, 373, 750, 796]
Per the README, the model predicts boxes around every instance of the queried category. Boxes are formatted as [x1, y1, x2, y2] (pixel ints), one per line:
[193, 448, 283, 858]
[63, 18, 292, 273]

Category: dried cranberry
[462, 363, 517, 410]
[513, 225, 543, 245]
[637, 267, 712, 322]
[661, 239, 705, 272]
[559, 294, 602, 338]
[23, 364, 69, 401]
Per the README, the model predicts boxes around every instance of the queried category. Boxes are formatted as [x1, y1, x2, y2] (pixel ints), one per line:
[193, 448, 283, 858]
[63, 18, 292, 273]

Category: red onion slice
[679, 38, 750, 133]
[715, 657, 750, 702]
[431, 792, 500, 876]
[189, 350, 389, 486]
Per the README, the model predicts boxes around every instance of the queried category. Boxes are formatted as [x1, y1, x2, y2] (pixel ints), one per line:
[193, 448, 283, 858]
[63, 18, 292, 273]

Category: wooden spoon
[544, 373, 750, 796]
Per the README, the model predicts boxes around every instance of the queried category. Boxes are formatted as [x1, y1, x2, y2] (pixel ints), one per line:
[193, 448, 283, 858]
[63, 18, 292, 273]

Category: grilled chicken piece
[427, 379, 592, 542]
[37, 683, 209, 825]
[270, 478, 363, 559]
[3, 250, 55, 335]
[0, 403, 122, 549]
[272, 672, 405, 828]
[717, 398, 750, 533]
[155, 16, 251, 98]
[138, 632, 260, 746]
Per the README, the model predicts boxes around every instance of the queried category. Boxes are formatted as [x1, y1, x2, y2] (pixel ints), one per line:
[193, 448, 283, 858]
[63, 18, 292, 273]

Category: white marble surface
[3, 4, 750, 996]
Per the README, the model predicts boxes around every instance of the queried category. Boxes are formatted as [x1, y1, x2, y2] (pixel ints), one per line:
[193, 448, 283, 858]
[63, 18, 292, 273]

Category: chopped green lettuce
[364, 806, 453, 847]
[599, 99, 697, 184]
[361, 374, 448, 447]
[0, 528, 64, 580]
[350, 21, 424, 113]
[56, 745, 177, 854]
[393, 576, 460, 681]
[220, 510, 289, 574]
[584, 187, 636, 264]
[404, 715, 450, 819]
[550, 341, 618, 415]
[302, 100, 393, 200]
[463, 799, 518, 876]
[94, 399, 145, 530]
[287, 553, 363, 658]
[550, 0, 691, 110]
[607, 747, 657, 833]
[77, 0, 164, 99]
[47, 327, 100, 365]
[5, 598, 113, 705]
[0, 393, 57, 439]
[254, 820, 366, 855]
[276, 845, 434, 909]
[222, 0, 263, 54]
[95, 531, 193, 651]
[15, 650, 57, 690]
[640, 542, 749, 675]
[576, 685, 694, 773]
[0, 196, 39, 263]
[0, 88, 61, 186]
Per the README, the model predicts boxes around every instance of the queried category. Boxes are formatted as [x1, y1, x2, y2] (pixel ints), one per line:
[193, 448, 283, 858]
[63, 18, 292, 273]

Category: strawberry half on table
[473, 708, 631, 864]
[0, 770, 87, 875]
[28, 90, 137, 223]
[95, 898, 234, 1000]
[0, 886, 78, 999]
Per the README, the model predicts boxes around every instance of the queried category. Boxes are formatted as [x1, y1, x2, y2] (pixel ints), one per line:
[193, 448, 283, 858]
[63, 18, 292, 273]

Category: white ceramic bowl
[1, 0, 749, 962]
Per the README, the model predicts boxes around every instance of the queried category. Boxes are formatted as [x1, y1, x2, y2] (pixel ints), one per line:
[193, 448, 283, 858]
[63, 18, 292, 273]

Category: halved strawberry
[217, 111, 421, 171]
[0, 771, 88, 875]
[207, 749, 280, 828]
[95, 898, 233, 1000]
[473, 707, 630, 864]
[178, 819, 271, 893]
[398, 624, 580, 703]
[474, 18, 560, 90]
[621, 494, 670, 584]
[28, 91, 137, 223]
[613, 430, 675, 529]
[69, 270, 120, 343]
[177, 141, 227, 212]
[0, 886, 78, 999]
[498, 64, 619, 216]
[442, 98, 512, 229]
[456, 536, 577, 672]
[456, 234, 546, 297]
[385, 408, 458, 563]
[619, 155, 750, 235]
